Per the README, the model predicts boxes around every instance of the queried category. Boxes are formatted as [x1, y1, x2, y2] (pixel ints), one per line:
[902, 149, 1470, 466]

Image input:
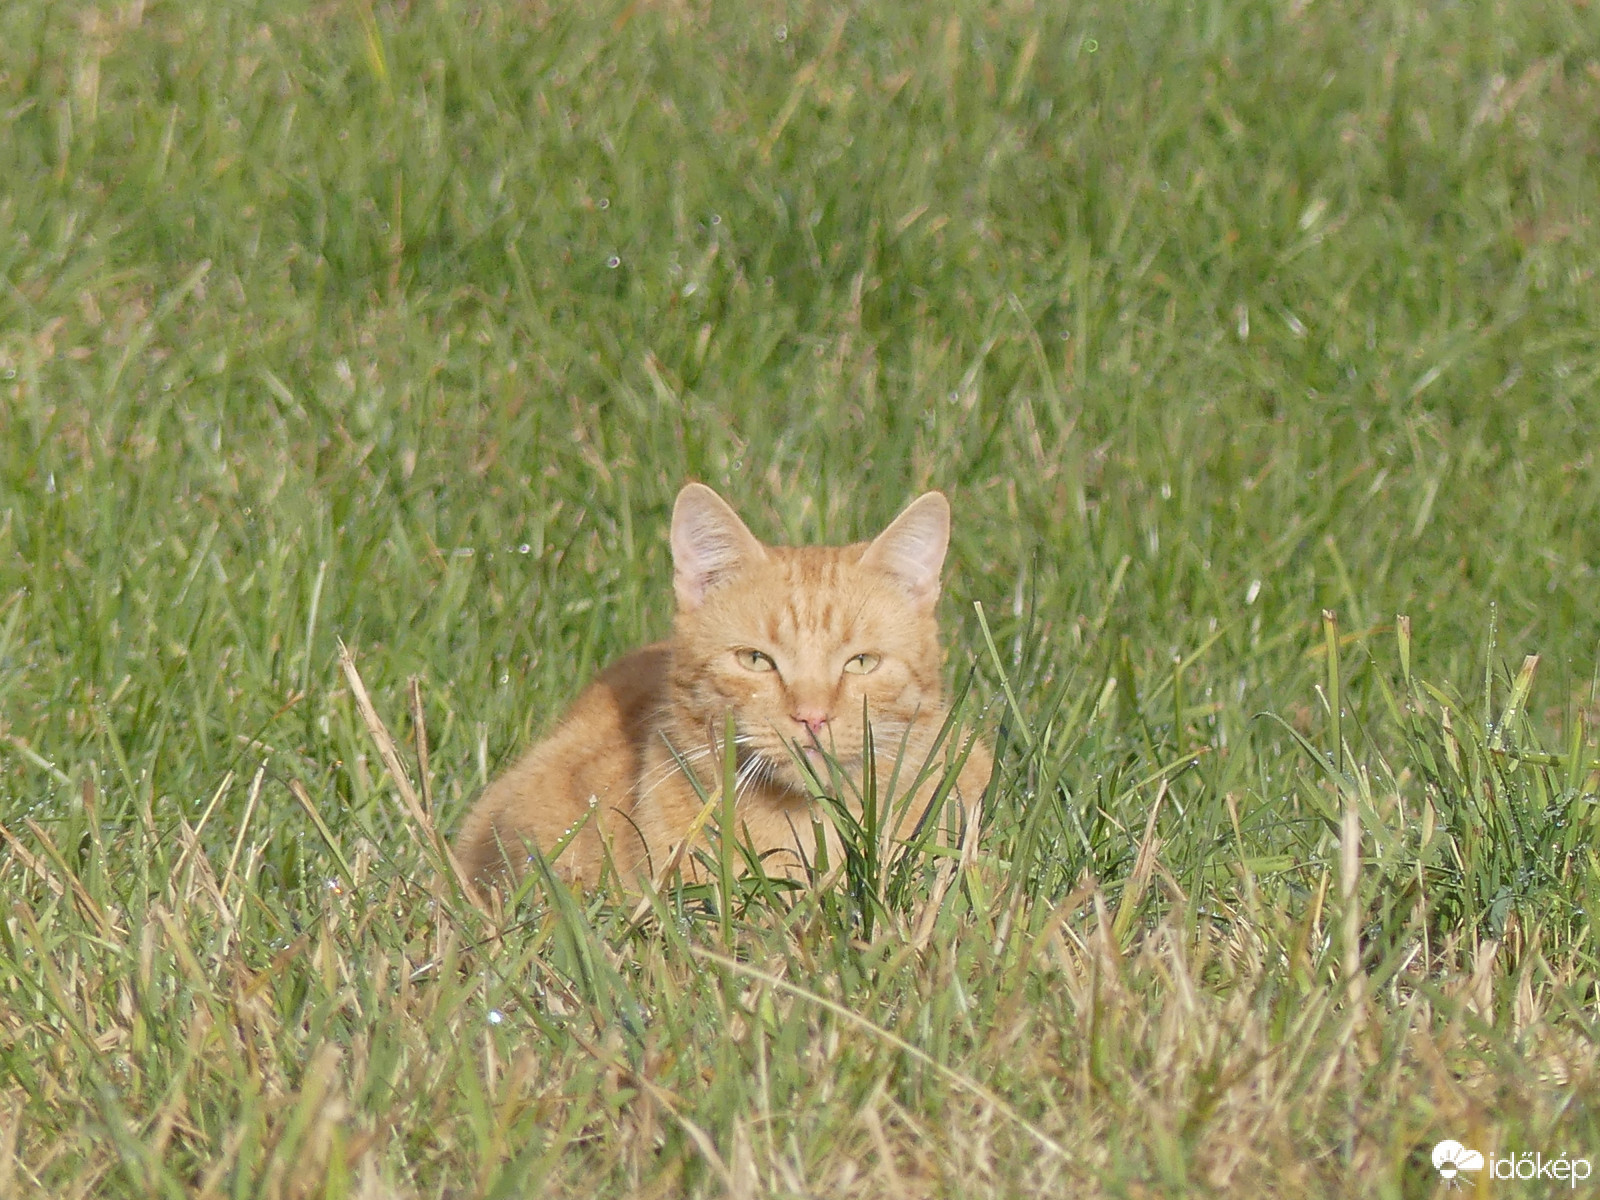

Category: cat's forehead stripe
[759, 559, 864, 644]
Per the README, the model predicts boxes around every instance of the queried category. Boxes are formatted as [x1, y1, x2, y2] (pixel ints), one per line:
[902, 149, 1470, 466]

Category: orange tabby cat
[454, 483, 992, 891]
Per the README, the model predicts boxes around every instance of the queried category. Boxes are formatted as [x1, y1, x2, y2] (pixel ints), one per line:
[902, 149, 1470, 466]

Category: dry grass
[4, 766, 1595, 1198]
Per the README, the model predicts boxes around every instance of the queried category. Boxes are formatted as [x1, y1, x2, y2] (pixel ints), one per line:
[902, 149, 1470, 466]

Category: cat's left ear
[672, 483, 768, 609]
[862, 492, 950, 607]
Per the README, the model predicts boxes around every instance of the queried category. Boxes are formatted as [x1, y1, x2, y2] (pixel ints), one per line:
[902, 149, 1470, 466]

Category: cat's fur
[454, 483, 992, 891]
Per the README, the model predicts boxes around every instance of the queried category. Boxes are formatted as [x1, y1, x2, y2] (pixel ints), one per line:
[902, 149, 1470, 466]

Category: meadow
[2, 0, 1599, 1195]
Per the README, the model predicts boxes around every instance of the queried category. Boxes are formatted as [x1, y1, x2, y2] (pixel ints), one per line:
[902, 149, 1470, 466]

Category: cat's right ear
[860, 491, 950, 608]
[671, 483, 767, 609]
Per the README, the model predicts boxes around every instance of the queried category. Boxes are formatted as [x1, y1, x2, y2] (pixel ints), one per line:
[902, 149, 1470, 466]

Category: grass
[1, 0, 1599, 1194]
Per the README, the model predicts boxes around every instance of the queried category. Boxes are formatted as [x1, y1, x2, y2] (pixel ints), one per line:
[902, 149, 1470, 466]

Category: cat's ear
[861, 491, 950, 607]
[671, 483, 767, 609]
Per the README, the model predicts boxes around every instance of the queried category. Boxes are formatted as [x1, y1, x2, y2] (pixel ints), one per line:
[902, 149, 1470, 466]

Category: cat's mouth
[797, 745, 842, 781]
[736, 740, 861, 793]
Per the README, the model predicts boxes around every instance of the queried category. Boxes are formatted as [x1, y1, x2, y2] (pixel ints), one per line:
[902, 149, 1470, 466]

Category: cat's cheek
[857, 666, 913, 702]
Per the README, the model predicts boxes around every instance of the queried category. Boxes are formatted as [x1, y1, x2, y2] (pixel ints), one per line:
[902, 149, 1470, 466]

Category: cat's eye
[735, 648, 776, 672]
[843, 652, 881, 675]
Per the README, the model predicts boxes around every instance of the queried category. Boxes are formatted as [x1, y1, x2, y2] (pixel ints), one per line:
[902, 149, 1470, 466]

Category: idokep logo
[1487, 1150, 1593, 1188]
[1430, 1139, 1594, 1189]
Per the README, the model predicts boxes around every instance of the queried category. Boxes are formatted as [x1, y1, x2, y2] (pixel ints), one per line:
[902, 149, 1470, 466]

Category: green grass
[2, 0, 1599, 1195]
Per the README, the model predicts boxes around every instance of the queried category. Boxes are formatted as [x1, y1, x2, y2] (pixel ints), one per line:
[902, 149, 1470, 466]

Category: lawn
[2, 0, 1598, 1195]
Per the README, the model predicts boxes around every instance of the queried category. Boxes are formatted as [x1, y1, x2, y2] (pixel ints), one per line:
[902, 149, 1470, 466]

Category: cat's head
[666, 483, 950, 793]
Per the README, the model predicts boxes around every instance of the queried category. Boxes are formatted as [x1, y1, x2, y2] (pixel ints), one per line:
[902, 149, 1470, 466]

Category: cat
[454, 482, 993, 892]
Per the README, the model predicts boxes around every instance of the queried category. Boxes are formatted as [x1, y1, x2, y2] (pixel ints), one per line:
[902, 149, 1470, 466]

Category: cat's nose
[792, 709, 830, 738]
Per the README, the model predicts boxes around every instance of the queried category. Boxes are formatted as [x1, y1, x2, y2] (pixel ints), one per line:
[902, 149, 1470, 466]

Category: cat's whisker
[731, 756, 765, 808]
[734, 749, 785, 800]
[634, 755, 697, 791]
[635, 750, 716, 799]
[633, 731, 764, 803]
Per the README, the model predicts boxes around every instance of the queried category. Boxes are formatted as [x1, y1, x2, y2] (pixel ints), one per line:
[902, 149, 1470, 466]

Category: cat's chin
[767, 747, 866, 795]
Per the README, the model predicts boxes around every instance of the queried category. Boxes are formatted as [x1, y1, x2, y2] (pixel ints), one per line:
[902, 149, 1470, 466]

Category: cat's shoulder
[573, 641, 672, 721]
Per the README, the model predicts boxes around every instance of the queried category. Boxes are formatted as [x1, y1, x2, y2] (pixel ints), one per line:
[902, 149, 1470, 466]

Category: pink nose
[793, 709, 830, 738]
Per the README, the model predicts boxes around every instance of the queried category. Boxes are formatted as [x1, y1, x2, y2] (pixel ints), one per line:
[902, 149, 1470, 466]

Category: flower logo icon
[1432, 1140, 1485, 1180]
